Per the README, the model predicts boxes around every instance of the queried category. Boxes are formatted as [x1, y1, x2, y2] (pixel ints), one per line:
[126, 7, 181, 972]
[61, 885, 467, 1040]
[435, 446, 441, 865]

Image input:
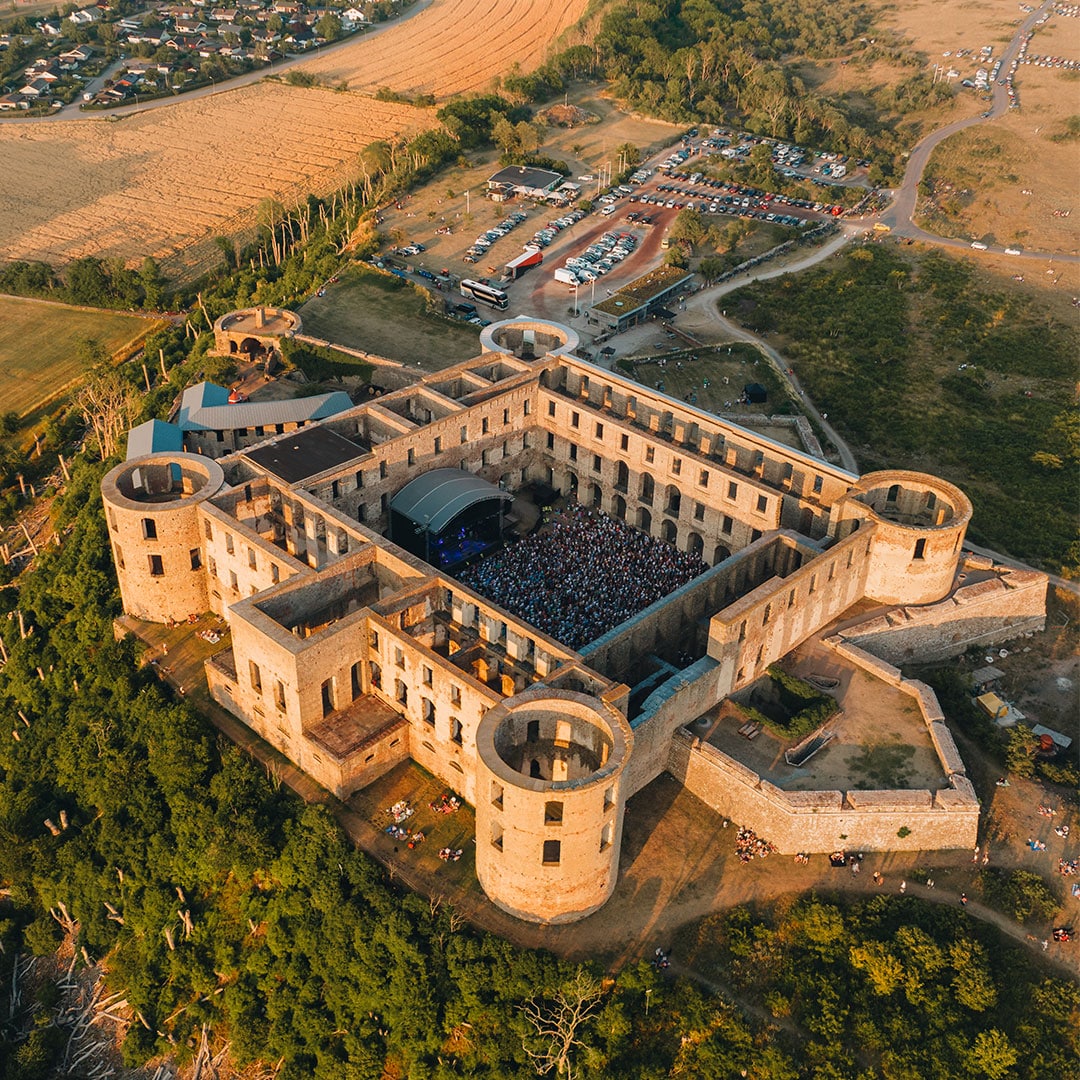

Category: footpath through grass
[727, 243, 1079, 573]
[0, 295, 158, 417]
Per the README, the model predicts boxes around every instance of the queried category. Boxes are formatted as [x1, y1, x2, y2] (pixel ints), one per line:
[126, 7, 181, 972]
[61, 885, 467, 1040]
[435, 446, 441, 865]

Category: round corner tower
[474, 689, 632, 924]
[834, 470, 973, 605]
[102, 453, 225, 623]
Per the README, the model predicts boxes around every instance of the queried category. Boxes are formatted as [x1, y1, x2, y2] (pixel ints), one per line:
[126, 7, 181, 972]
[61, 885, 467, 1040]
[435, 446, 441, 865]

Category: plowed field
[0, 0, 589, 280]
[0, 87, 430, 280]
[298, 0, 589, 97]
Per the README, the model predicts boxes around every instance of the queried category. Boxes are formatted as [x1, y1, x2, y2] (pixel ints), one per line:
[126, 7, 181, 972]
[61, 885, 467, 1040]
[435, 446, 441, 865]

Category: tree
[317, 12, 342, 41]
[140, 257, 165, 310]
[698, 256, 726, 285]
[521, 969, 604, 1079]
[968, 1029, 1018, 1080]
[669, 208, 706, 249]
[66, 257, 112, 306]
[1005, 724, 1038, 777]
[75, 367, 141, 460]
[949, 941, 997, 1012]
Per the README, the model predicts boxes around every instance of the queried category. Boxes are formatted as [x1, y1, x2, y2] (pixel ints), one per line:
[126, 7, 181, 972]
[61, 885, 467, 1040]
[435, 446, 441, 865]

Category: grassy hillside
[0, 295, 159, 417]
[728, 244, 1078, 573]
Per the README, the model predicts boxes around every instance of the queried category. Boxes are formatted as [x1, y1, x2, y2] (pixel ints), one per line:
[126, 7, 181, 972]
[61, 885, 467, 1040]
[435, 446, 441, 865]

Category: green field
[0, 295, 159, 417]
[727, 244, 1080, 573]
[298, 264, 482, 371]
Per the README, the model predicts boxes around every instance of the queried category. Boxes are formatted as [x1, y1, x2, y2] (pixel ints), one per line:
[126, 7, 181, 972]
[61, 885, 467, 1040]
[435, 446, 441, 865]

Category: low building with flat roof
[589, 266, 694, 333]
[487, 165, 563, 200]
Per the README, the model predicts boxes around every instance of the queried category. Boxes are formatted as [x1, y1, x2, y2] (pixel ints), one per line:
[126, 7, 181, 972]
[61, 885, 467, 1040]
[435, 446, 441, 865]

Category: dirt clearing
[298, 264, 481, 370]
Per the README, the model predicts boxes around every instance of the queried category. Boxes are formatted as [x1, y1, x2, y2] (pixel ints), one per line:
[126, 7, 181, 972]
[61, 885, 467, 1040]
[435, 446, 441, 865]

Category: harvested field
[0, 0, 588, 281]
[298, 0, 590, 98]
[0, 295, 161, 417]
[0, 86, 432, 280]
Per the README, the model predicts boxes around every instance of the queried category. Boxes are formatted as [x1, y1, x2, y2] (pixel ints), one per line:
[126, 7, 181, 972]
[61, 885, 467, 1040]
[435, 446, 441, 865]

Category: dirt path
[654, 226, 862, 473]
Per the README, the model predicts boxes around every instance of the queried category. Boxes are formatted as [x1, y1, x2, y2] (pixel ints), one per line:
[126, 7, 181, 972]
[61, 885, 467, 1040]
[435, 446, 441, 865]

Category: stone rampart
[292, 334, 420, 391]
[667, 730, 978, 853]
[839, 563, 1047, 664]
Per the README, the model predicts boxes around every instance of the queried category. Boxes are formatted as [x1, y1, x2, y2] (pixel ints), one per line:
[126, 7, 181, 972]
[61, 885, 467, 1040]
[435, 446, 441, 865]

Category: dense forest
[0, 437, 1076, 1077]
[507, 0, 951, 180]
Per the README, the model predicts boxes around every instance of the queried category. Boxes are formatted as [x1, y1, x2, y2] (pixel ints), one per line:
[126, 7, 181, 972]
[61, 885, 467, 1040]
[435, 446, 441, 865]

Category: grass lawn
[726, 242, 1079, 573]
[297, 264, 482, 371]
[0, 295, 160, 417]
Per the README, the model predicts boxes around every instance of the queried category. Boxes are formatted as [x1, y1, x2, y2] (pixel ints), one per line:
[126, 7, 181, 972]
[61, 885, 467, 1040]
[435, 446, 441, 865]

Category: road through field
[875, 0, 1080, 263]
[0, 0, 588, 276]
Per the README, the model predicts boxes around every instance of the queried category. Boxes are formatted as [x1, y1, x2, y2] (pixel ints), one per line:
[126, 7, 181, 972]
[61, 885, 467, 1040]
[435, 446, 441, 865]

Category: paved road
[866, 0, 1080, 263]
[0, 0, 435, 124]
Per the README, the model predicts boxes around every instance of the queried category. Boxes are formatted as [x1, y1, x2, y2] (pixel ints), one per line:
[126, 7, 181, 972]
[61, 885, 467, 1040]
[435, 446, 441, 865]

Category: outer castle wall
[103, 332, 1038, 925]
[840, 558, 1048, 665]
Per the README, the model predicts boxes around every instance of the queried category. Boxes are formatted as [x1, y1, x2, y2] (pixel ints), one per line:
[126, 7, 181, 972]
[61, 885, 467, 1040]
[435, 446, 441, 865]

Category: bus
[460, 279, 509, 310]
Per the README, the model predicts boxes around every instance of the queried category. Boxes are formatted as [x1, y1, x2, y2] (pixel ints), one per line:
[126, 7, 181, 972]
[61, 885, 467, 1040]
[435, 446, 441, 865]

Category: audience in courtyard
[458, 502, 707, 650]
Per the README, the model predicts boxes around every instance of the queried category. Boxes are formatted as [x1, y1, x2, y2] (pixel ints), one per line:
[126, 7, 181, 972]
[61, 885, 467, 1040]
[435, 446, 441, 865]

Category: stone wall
[664, 636, 980, 852]
[667, 730, 978, 853]
[839, 559, 1048, 664]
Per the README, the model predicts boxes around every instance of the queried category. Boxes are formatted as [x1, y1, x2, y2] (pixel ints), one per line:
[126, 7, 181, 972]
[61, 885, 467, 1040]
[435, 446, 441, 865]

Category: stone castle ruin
[104, 317, 1047, 924]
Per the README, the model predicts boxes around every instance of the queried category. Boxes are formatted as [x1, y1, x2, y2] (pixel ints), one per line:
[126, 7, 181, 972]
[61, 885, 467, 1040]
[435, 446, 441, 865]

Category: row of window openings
[132, 549, 204, 576]
[490, 781, 615, 816]
[489, 826, 614, 861]
[344, 404, 533, 488]
[553, 455, 770, 519]
[548, 400, 825, 495]
[212, 422, 291, 442]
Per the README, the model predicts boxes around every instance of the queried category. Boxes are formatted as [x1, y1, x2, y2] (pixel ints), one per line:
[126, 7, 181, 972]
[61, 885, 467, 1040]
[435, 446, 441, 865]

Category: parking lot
[371, 126, 870, 341]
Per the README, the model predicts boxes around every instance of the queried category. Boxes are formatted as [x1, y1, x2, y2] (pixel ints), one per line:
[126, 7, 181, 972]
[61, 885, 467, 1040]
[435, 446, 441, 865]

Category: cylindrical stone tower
[833, 470, 973, 605]
[101, 453, 225, 623]
[474, 689, 632, 924]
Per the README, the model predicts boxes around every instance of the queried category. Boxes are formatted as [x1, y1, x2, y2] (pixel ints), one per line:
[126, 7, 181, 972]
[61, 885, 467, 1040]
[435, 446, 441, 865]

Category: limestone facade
[102, 323, 1047, 924]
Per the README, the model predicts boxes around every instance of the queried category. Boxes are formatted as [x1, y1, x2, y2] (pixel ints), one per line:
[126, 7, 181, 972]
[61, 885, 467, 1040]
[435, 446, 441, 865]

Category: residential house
[60, 45, 95, 68]
[19, 78, 54, 97]
[67, 8, 101, 25]
[168, 33, 211, 50]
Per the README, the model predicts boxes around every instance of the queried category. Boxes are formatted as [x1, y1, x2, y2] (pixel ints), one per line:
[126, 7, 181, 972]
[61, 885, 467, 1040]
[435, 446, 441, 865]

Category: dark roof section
[245, 425, 368, 484]
[391, 468, 511, 535]
[487, 165, 563, 192]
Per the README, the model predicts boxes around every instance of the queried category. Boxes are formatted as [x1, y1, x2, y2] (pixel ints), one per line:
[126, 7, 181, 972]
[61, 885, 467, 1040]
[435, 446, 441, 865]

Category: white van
[970, 241, 988, 250]
[554, 267, 580, 285]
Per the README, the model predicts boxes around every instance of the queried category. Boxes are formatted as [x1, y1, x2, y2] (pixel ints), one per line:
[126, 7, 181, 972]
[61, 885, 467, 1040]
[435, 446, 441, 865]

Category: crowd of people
[458, 503, 708, 651]
[735, 827, 777, 862]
